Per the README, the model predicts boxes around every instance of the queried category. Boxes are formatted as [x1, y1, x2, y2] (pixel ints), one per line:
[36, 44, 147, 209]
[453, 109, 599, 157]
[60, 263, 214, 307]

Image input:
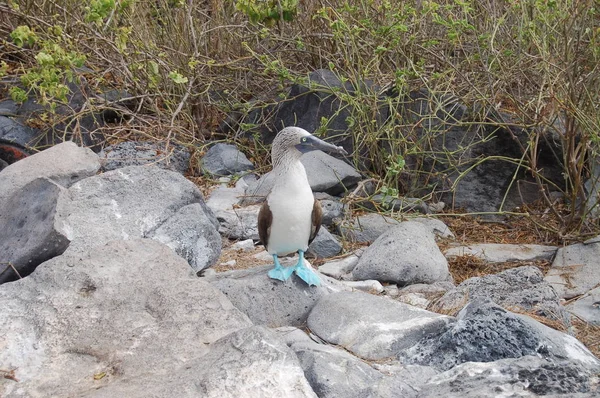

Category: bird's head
[272, 127, 347, 165]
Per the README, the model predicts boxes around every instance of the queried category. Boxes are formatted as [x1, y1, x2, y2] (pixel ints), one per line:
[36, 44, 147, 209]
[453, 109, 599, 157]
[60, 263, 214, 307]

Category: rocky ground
[0, 141, 599, 397]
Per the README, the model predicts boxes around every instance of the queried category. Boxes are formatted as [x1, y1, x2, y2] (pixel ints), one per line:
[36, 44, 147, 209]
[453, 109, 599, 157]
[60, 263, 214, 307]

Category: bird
[257, 127, 348, 286]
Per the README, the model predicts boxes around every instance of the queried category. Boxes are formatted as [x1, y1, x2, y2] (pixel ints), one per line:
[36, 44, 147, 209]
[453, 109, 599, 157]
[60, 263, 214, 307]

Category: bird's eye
[301, 137, 307, 142]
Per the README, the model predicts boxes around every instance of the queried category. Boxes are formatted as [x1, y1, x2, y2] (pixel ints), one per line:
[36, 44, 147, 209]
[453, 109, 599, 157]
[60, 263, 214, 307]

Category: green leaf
[168, 71, 188, 84]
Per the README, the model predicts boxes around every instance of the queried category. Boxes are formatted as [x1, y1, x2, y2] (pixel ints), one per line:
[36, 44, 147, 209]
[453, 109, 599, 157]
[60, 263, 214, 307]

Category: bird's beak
[296, 135, 348, 156]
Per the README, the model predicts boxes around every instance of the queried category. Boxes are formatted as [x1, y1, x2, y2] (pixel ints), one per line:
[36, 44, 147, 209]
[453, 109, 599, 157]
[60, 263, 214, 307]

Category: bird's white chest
[266, 164, 314, 255]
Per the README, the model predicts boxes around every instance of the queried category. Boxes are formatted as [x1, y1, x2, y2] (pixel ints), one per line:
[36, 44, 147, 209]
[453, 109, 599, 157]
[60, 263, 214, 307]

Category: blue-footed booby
[258, 127, 347, 286]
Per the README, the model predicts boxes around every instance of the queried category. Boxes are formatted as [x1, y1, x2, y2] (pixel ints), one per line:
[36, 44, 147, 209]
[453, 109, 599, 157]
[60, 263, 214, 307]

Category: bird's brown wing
[258, 201, 273, 249]
[309, 198, 323, 245]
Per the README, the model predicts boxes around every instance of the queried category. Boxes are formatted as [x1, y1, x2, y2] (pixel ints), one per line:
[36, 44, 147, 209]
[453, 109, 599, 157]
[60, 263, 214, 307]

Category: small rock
[341, 280, 385, 294]
[0, 141, 100, 205]
[427, 201, 446, 213]
[351, 221, 451, 285]
[411, 217, 455, 239]
[201, 143, 254, 177]
[566, 286, 600, 326]
[206, 184, 245, 213]
[318, 252, 361, 279]
[232, 238, 255, 251]
[431, 266, 567, 324]
[0, 178, 70, 283]
[445, 243, 557, 262]
[337, 213, 401, 243]
[99, 141, 191, 174]
[307, 228, 342, 258]
[545, 236, 600, 299]
[319, 198, 345, 226]
[214, 204, 261, 241]
[308, 291, 454, 360]
[395, 282, 455, 310]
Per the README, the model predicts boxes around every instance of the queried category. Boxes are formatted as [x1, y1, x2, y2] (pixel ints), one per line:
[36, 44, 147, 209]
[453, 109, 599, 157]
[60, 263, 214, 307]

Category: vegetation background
[1, 0, 600, 240]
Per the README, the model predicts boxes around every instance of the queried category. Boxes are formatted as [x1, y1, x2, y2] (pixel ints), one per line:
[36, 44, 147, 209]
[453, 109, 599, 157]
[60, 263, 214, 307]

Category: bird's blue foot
[268, 255, 294, 281]
[293, 250, 321, 286]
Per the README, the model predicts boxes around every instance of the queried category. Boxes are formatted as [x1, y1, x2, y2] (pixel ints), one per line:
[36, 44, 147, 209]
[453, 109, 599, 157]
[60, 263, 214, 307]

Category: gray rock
[148, 203, 221, 273]
[207, 264, 338, 327]
[307, 228, 342, 258]
[279, 327, 430, 398]
[201, 143, 254, 177]
[318, 252, 361, 279]
[207, 184, 244, 210]
[545, 236, 600, 299]
[445, 243, 557, 262]
[189, 326, 317, 398]
[0, 100, 18, 115]
[301, 150, 361, 195]
[432, 266, 567, 323]
[402, 300, 600, 372]
[319, 198, 345, 226]
[0, 178, 70, 284]
[418, 356, 598, 397]
[0, 239, 252, 397]
[351, 221, 451, 285]
[567, 286, 600, 326]
[0, 141, 100, 205]
[291, 339, 385, 398]
[337, 213, 401, 243]
[411, 217, 455, 239]
[214, 204, 261, 241]
[242, 151, 360, 204]
[54, 166, 219, 271]
[395, 282, 455, 310]
[341, 280, 385, 294]
[307, 291, 454, 360]
[0, 116, 40, 158]
[99, 141, 191, 174]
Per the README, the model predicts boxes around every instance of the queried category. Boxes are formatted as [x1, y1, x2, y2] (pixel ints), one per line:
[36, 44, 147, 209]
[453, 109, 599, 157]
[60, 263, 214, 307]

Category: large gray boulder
[307, 291, 454, 360]
[0, 141, 100, 205]
[0, 239, 253, 397]
[99, 141, 191, 174]
[0, 178, 70, 283]
[402, 300, 600, 372]
[54, 165, 220, 273]
[351, 221, 451, 285]
[545, 235, 600, 299]
[200, 143, 254, 177]
[417, 356, 598, 397]
[431, 266, 568, 324]
[207, 264, 341, 327]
